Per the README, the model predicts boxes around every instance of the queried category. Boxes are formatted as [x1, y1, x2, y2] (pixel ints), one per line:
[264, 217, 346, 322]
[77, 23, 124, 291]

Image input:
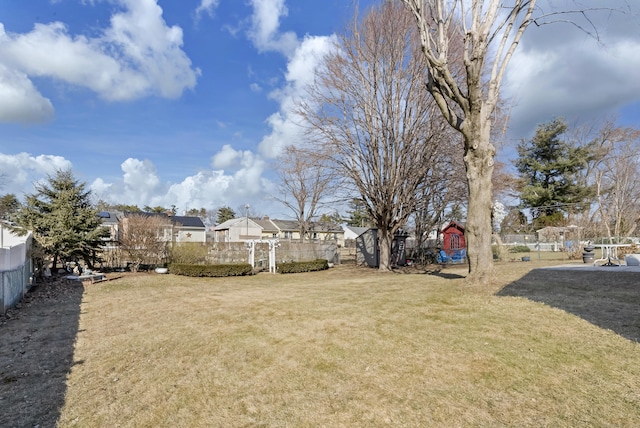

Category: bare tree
[401, 0, 627, 282]
[589, 125, 640, 241]
[400, 0, 541, 282]
[274, 145, 337, 242]
[118, 213, 170, 272]
[301, 1, 460, 271]
[412, 141, 467, 257]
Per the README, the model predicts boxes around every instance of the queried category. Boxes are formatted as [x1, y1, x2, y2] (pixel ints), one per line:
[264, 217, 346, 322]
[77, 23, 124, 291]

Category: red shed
[440, 221, 466, 257]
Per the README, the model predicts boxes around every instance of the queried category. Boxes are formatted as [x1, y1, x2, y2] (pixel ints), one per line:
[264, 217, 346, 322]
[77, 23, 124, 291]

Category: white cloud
[119, 158, 164, 205]
[212, 144, 241, 169]
[0, 151, 276, 215]
[0, 63, 54, 123]
[0, 152, 72, 196]
[164, 153, 270, 212]
[250, 82, 262, 92]
[88, 152, 273, 212]
[90, 177, 112, 196]
[0, 0, 199, 122]
[258, 34, 337, 158]
[195, 0, 220, 20]
[247, 0, 299, 57]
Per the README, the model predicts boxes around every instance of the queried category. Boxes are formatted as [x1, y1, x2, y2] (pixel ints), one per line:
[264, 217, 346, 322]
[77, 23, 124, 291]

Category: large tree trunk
[463, 114, 495, 284]
[378, 228, 393, 272]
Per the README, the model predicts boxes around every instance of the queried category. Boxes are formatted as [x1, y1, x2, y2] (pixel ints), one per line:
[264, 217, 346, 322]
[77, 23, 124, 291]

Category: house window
[284, 231, 293, 239]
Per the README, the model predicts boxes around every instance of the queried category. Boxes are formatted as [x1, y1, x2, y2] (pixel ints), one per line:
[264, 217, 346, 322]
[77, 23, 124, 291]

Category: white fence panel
[1, 264, 31, 314]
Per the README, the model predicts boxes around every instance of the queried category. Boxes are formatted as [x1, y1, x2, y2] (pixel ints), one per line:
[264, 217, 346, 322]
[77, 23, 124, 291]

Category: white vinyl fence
[0, 234, 33, 314]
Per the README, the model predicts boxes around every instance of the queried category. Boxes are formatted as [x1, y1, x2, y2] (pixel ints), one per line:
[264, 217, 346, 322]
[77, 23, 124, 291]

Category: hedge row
[169, 263, 253, 277]
[278, 259, 329, 274]
[509, 245, 531, 253]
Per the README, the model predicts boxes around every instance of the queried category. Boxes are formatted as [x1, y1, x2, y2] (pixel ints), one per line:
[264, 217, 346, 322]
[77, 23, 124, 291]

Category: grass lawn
[58, 258, 640, 427]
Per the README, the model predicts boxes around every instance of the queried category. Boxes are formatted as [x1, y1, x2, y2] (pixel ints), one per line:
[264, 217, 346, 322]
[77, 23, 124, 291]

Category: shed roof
[441, 221, 465, 233]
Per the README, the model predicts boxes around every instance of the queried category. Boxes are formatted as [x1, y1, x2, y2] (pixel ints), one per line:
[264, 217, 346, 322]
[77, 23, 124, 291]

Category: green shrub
[509, 245, 531, 253]
[169, 263, 253, 277]
[170, 243, 209, 265]
[278, 259, 329, 274]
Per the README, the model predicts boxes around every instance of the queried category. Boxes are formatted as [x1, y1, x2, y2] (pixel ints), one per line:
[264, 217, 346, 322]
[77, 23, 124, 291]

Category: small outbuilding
[440, 221, 466, 258]
[354, 228, 410, 268]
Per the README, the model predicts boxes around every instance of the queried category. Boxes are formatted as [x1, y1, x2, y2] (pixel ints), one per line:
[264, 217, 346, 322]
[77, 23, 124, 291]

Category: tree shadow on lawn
[0, 277, 84, 427]
[498, 268, 640, 343]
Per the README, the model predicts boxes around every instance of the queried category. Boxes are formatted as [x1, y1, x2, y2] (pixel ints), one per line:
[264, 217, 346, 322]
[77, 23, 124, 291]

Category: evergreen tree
[95, 200, 141, 213]
[515, 118, 594, 227]
[144, 205, 173, 214]
[0, 194, 20, 220]
[318, 212, 343, 225]
[216, 206, 236, 224]
[345, 199, 372, 228]
[13, 169, 109, 269]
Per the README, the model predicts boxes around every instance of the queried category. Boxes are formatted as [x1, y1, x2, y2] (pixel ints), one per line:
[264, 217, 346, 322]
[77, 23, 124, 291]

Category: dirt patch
[0, 277, 85, 428]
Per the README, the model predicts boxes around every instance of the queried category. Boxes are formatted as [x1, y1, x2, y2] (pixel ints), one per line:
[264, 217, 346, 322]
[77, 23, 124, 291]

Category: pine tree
[13, 169, 109, 269]
[515, 118, 594, 227]
[216, 206, 236, 224]
[0, 194, 20, 220]
[345, 199, 372, 228]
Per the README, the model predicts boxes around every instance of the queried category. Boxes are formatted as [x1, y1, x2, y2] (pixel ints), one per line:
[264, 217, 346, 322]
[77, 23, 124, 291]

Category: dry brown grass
[57, 259, 640, 427]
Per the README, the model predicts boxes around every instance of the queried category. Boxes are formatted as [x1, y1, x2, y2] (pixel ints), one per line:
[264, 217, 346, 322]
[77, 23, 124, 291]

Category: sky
[1, 0, 639, 218]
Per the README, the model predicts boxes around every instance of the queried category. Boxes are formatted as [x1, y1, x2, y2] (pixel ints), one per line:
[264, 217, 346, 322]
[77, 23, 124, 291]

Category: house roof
[214, 217, 262, 231]
[213, 217, 344, 234]
[172, 216, 205, 228]
[116, 212, 204, 229]
[254, 218, 279, 232]
[269, 219, 299, 231]
[97, 211, 121, 225]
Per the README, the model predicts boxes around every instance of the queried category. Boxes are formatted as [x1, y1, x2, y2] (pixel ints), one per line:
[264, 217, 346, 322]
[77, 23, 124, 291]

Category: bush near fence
[277, 259, 329, 274]
[169, 263, 253, 277]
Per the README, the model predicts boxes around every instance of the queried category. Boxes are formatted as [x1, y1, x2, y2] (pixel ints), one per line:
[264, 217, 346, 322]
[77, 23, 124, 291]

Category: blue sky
[1, 0, 640, 218]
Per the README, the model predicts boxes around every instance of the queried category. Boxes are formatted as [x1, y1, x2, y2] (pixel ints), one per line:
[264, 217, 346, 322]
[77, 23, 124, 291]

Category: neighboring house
[213, 217, 263, 242]
[98, 211, 121, 245]
[117, 212, 173, 243]
[267, 218, 344, 243]
[440, 221, 466, 257]
[102, 212, 206, 245]
[269, 219, 302, 241]
[255, 217, 280, 239]
[309, 222, 345, 245]
[97, 211, 123, 268]
[172, 215, 206, 243]
[213, 216, 344, 243]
